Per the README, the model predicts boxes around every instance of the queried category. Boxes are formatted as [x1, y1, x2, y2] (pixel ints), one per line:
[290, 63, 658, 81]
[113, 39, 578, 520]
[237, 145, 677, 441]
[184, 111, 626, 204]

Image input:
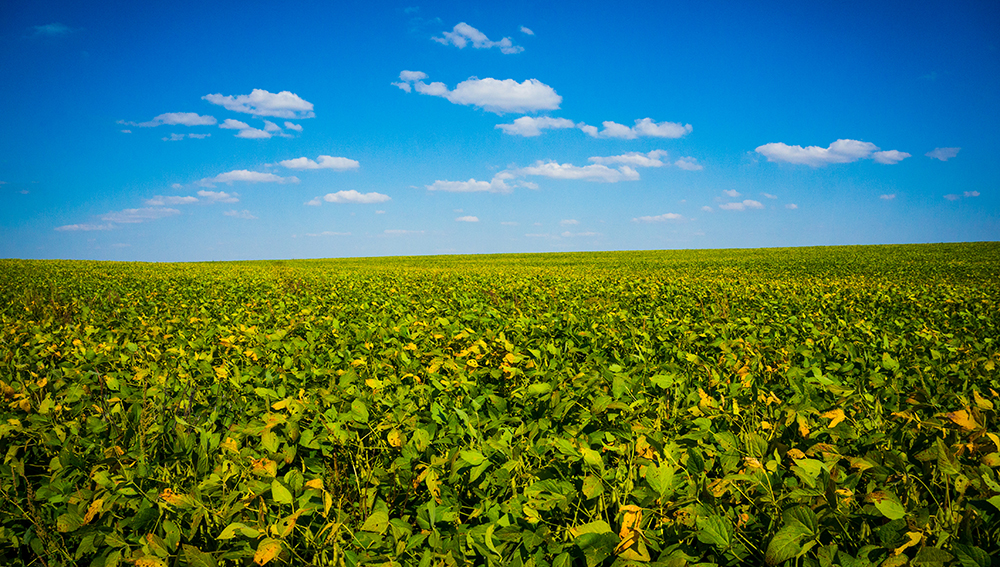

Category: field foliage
[1, 243, 999, 566]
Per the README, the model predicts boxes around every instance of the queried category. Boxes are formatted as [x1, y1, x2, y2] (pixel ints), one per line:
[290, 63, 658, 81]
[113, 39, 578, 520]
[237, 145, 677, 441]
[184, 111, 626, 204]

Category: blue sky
[1, 0, 997, 261]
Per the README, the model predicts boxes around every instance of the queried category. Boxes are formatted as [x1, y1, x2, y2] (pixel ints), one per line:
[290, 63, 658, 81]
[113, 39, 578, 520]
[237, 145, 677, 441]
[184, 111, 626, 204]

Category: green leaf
[361, 509, 390, 534]
[271, 479, 293, 505]
[782, 506, 818, 535]
[218, 522, 258, 540]
[56, 511, 83, 533]
[881, 352, 899, 372]
[181, 544, 217, 567]
[580, 446, 603, 468]
[581, 475, 604, 499]
[695, 514, 732, 550]
[765, 523, 810, 565]
[953, 544, 991, 567]
[913, 547, 955, 566]
[871, 492, 906, 520]
[459, 450, 486, 466]
[569, 520, 613, 538]
[350, 399, 369, 423]
[526, 383, 552, 396]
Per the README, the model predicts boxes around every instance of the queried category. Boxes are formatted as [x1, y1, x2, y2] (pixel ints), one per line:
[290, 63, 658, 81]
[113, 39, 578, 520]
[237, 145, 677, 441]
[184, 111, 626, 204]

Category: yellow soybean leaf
[253, 538, 282, 566]
[821, 408, 846, 428]
[83, 498, 104, 525]
[946, 409, 979, 430]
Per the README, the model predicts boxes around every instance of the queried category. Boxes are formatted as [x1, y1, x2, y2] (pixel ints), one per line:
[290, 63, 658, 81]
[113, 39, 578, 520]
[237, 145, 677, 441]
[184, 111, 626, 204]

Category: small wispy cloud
[54, 223, 113, 232]
[223, 209, 257, 219]
[385, 229, 424, 235]
[314, 190, 390, 204]
[756, 139, 908, 167]
[199, 170, 298, 187]
[880, 194, 896, 200]
[432, 22, 524, 54]
[560, 219, 579, 226]
[633, 213, 683, 223]
[761, 193, 777, 199]
[964, 191, 980, 197]
[203, 89, 315, 119]
[456, 215, 479, 222]
[719, 200, 764, 211]
[145, 195, 199, 206]
[280, 155, 360, 170]
[197, 190, 239, 203]
[395, 71, 560, 113]
[785, 204, 798, 209]
[33, 23, 73, 36]
[926, 147, 961, 161]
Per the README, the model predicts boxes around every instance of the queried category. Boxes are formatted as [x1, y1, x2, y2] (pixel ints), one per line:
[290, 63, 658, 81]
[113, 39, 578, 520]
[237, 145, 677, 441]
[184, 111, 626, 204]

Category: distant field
[1, 243, 998, 566]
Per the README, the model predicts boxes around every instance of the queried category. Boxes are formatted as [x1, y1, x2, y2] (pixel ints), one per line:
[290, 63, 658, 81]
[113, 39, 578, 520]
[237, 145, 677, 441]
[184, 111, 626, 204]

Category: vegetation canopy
[1, 243, 998, 566]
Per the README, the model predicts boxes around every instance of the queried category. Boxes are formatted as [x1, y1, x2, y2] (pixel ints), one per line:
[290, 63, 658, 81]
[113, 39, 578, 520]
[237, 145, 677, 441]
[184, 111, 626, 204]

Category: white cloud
[283, 121, 302, 132]
[719, 200, 764, 211]
[944, 194, 960, 201]
[120, 129, 132, 134]
[263, 120, 281, 132]
[496, 116, 576, 137]
[515, 161, 639, 183]
[456, 216, 479, 222]
[33, 23, 72, 36]
[100, 207, 181, 224]
[375, 210, 386, 214]
[964, 191, 980, 197]
[674, 157, 703, 171]
[425, 178, 510, 193]
[298, 231, 351, 237]
[633, 213, 683, 223]
[589, 150, 668, 168]
[201, 170, 298, 186]
[171, 183, 183, 189]
[305, 197, 321, 206]
[926, 147, 961, 161]
[202, 89, 315, 119]
[723, 189, 741, 197]
[235, 127, 272, 139]
[873, 150, 911, 164]
[520, 26, 534, 35]
[400, 72, 561, 113]
[139, 112, 217, 127]
[224, 209, 257, 219]
[385, 229, 424, 235]
[162, 132, 211, 141]
[585, 118, 692, 139]
[761, 193, 777, 199]
[785, 203, 798, 209]
[280, 155, 360, 170]
[55, 223, 113, 232]
[560, 219, 579, 225]
[432, 22, 523, 54]
[701, 206, 713, 212]
[561, 231, 599, 237]
[145, 195, 198, 206]
[220, 119, 251, 129]
[755, 139, 908, 167]
[400, 70, 428, 82]
[321, 190, 390, 204]
[197, 190, 239, 203]
[880, 194, 896, 200]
